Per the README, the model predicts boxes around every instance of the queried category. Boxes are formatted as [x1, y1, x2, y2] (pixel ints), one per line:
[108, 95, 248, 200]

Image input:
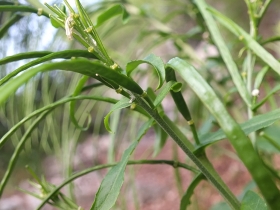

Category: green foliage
[241, 191, 268, 210]
[0, 0, 280, 209]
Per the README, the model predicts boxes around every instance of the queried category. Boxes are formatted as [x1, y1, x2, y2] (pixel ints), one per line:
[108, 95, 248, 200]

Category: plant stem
[36, 159, 199, 209]
[134, 95, 240, 209]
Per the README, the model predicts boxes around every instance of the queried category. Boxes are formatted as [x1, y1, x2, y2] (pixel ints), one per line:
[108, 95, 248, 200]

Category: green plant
[0, 0, 280, 209]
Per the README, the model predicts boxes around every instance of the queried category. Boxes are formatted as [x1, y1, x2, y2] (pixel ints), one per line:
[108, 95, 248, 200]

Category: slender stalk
[257, 0, 272, 27]
[245, 0, 258, 145]
[134, 95, 240, 209]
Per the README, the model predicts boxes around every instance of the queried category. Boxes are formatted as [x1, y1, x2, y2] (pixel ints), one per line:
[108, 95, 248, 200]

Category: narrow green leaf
[241, 191, 268, 210]
[153, 81, 182, 107]
[197, 109, 280, 150]
[0, 51, 52, 65]
[95, 4, 129, 28]
[0, 59, 144, 107]
[195, 0, 251, 107]
[104, 98, 131, 133]
[0, 5, 49, 17]
[126, 54, 165, 90]
[167, 57, 280, 209]
[90, 119, 154, 210]
[0, 50, 97, 86]
[208, 7, 280, 76]
[165, 67, 192, 122]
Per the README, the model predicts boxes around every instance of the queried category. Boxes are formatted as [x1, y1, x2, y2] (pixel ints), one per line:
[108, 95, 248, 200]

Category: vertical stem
[134, 95, 240, 209]
[245, 0, 257, 144]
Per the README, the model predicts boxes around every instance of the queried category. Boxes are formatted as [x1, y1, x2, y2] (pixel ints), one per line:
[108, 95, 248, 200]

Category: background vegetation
[0, 0, 280, 209]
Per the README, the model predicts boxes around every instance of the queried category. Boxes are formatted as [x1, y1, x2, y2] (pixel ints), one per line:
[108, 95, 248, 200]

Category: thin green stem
[0, 14, 23, 39]
[257, 0, 272, 27]
[0, 5, 49, 17]
[261, 36, 280, 45]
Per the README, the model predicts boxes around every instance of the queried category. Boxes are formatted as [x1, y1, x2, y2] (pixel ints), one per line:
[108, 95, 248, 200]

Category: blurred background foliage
[0, 0, 280, 209]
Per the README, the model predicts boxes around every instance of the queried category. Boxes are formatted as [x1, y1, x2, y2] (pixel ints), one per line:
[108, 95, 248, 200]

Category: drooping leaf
[0, 59, 144, 107]
[104, 98, 131, 133]
[196, 109, 280, 150]
[0, 50, 97, 86]
[90, 119, 154, 210]
[95, 4, 129, 28]
[126, 54, 165, 90]
[167, 57, 280, 209]
[241, 191, 268, 210]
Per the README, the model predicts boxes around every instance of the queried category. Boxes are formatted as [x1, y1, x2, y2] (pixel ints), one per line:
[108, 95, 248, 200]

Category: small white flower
[65, 14, 74, 40]
[251, 89, 260, 97]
